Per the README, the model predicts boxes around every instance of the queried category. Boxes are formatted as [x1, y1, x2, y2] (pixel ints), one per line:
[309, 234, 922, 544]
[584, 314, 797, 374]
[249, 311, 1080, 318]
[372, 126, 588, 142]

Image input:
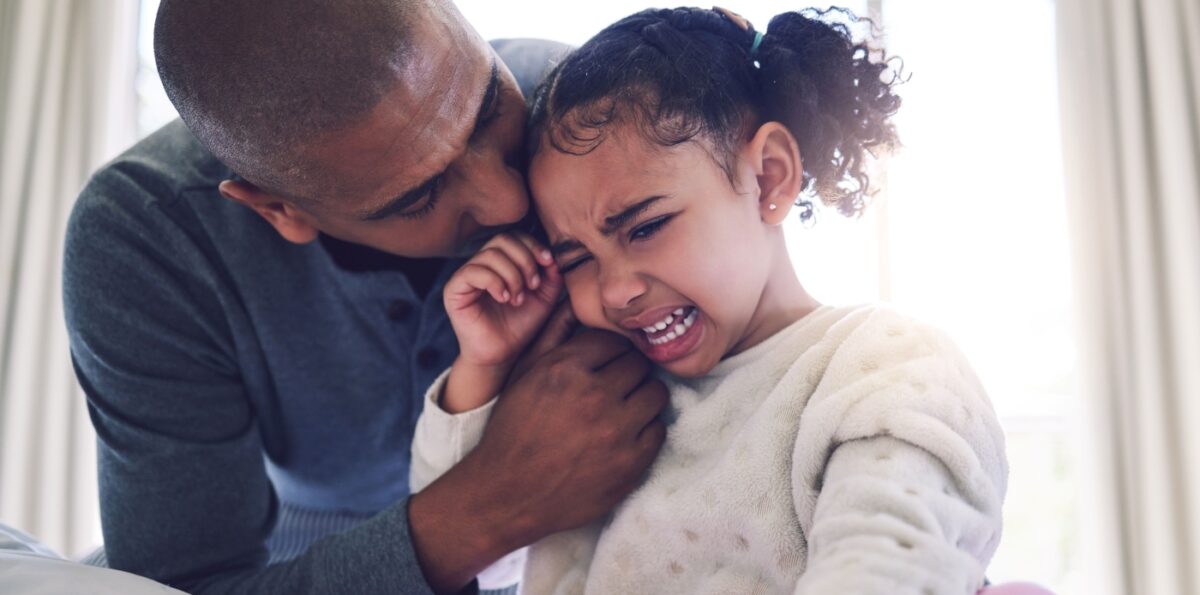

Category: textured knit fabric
[412, 305, 1009, 595]
[62, 39, 568, 595]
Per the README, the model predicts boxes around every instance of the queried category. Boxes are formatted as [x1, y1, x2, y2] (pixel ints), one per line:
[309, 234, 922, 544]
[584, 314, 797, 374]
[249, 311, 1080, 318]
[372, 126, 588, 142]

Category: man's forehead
[300, 33, 493, 203]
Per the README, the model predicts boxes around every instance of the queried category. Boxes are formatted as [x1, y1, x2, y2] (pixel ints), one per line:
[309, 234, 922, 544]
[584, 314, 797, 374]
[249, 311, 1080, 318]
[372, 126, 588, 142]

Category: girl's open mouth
[636, 306, 703, 363]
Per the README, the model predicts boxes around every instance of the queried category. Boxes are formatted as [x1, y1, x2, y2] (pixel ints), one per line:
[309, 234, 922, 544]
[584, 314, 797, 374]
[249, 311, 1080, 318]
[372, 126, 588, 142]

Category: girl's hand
[444, 232, 563, 372]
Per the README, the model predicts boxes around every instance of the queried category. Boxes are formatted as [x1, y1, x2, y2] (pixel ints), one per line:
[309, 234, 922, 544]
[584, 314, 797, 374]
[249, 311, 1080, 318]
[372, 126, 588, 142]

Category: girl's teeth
[646, 308, 700, 346]
[673, 308, 684, 316]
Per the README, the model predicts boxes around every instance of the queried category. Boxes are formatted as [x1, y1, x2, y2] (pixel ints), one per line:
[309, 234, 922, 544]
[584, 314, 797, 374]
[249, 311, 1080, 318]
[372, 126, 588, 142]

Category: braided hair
[527, 6, 902, 219]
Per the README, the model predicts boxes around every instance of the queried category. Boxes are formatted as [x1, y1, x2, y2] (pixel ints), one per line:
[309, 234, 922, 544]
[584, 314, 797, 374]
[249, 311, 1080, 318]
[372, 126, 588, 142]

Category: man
[62, 1, 667, 593]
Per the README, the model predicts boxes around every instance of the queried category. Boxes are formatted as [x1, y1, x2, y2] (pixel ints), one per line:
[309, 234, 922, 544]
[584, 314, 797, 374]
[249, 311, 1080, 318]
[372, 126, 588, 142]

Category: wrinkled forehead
[529, 126, 688, 239]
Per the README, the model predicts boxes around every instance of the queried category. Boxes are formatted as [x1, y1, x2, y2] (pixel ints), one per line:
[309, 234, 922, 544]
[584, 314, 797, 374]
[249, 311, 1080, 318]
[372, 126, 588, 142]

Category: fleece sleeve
[408, 369, 524, 590]
[790, 311, 1008, 595]
[409, 368, 498, 493]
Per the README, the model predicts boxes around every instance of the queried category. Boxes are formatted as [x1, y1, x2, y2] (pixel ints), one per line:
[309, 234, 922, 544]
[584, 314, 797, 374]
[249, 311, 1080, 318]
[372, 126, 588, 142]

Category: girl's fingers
[487, 233, 550, 289]
[509, 232, 555, 267]
[466, 248, 528, 305]
[532, 260, 564, 303]
[449, 263, 513, 305]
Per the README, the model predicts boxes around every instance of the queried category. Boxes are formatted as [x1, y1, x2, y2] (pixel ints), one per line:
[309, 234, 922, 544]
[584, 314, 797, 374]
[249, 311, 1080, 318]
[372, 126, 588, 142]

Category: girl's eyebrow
[601, 195, 667, 235]
[550, 195, 670, 258]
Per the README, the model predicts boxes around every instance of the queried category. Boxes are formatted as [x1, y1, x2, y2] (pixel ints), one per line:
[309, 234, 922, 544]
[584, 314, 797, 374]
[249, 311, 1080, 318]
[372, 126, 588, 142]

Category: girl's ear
[218, 179, 321, 244]
[744, 122, 803, 225]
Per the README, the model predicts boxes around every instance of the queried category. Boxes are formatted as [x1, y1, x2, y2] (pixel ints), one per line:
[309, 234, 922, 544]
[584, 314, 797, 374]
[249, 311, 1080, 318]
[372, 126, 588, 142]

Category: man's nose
[460, 151, 529, 227]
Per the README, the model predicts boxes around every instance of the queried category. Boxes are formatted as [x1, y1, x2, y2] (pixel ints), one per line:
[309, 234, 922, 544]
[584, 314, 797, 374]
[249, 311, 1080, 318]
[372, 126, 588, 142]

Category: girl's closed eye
[559, 253, 592, 275]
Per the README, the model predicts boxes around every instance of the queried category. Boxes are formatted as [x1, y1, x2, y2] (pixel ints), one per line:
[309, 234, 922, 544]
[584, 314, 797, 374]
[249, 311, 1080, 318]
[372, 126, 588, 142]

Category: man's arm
[68, 146, 666, 595]
[65, 169, 453, 594]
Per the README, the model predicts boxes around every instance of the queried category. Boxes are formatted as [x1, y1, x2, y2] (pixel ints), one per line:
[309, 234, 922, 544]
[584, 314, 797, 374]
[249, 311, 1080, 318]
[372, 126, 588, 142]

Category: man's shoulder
[66, 119, 258, 265]
[63, 120, 255, 301]
[76, 119, 230, 218]
[490, 38, 572, 100]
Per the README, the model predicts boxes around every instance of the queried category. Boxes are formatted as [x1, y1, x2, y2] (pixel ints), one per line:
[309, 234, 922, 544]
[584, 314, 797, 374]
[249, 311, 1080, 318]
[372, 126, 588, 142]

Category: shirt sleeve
[409, 369, 522, 590]
[409, 368, 499, 494]
[63, 170, 440, 595]
[789, 310, 1008, 595]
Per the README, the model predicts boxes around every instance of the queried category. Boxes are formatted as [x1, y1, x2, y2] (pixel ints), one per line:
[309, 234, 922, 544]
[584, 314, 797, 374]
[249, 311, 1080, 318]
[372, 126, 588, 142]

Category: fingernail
[530, 275, 541, 289]
[502, 290, 511, 302]
[540, 249, 552, 263]
[514, 292, 525, 306]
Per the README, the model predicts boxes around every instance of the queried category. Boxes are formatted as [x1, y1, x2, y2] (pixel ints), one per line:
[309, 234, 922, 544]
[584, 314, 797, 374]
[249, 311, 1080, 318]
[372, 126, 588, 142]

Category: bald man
[62, 1, 667, 594]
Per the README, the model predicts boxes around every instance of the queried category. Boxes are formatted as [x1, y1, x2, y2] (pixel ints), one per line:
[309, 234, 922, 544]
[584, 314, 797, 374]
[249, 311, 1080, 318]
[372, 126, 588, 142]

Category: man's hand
[409, 303, 668, 593]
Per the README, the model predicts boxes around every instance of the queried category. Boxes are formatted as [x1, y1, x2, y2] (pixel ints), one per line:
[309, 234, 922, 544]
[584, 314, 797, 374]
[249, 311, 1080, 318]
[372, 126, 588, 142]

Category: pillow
[0, 524, 185, 595]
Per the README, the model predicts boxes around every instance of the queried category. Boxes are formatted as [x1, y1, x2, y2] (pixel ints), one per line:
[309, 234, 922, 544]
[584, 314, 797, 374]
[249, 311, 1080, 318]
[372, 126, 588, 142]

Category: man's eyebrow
[550, 195, 669, 258]
[601, 195, 667, 235]
[358, 59, 500, 221]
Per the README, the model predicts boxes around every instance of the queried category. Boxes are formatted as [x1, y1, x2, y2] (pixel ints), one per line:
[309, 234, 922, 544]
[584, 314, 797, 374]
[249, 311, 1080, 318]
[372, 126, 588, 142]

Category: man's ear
[218, 179, 320, 244]
[744, 122, 804, 226]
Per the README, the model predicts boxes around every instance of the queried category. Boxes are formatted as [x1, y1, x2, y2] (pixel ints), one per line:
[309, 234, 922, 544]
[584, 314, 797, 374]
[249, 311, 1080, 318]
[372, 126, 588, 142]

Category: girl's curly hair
[527, 6, 903, 219]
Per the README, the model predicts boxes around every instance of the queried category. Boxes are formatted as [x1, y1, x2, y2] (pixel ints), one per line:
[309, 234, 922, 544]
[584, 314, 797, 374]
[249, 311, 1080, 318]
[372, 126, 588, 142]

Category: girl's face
[529, 124, 806, 377]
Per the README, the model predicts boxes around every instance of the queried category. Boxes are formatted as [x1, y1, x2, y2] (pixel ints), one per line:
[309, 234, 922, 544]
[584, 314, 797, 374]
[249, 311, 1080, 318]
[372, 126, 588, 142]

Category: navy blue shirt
[63, 39, 569, 595]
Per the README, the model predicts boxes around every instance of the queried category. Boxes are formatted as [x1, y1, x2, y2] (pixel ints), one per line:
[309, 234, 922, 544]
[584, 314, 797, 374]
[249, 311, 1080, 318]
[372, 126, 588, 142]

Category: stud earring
[768, 203, 778, 211]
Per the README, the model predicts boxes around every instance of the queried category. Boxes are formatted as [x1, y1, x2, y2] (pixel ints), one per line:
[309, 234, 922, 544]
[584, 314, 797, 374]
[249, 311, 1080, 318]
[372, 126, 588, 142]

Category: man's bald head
[155, 0, 436, 197]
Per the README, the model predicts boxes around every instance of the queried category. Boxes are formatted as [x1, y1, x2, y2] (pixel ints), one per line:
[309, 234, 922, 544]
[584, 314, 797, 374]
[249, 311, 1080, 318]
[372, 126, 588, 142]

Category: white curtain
[1057, 0, 1200, 594]
[0, 0, 139, 557]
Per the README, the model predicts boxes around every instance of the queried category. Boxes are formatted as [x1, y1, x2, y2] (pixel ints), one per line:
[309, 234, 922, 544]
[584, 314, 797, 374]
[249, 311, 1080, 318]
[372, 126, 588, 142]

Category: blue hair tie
[750, 30, 765, 56]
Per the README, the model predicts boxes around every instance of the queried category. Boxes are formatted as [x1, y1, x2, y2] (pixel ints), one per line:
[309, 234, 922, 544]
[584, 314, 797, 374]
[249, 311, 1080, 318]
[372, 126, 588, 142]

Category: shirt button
[386, 300, 412, 321]
[416, 348, 441, 369]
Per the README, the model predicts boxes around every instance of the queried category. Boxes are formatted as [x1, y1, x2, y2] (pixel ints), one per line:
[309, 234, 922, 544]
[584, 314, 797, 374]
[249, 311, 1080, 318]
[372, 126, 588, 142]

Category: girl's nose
[598, 263, 648, 310]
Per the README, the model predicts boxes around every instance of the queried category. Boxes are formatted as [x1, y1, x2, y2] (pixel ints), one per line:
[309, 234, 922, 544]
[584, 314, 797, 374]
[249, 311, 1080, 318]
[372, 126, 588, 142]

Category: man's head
[155, 0, 530, 256]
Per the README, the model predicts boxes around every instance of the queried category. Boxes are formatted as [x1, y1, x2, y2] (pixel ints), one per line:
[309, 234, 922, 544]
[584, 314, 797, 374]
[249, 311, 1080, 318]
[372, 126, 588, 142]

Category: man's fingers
[592, 349, 653, 399]
[567, 329, 637, 370]
[636, 419, 668, 460]
[623, 379, 669, 435]
[507, 302, 579, 384]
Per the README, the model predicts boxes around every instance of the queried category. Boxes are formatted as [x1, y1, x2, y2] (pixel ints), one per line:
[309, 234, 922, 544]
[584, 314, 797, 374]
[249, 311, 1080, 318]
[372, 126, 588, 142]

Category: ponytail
[755, 8, 901, 215]
[528, 6, 902, 218]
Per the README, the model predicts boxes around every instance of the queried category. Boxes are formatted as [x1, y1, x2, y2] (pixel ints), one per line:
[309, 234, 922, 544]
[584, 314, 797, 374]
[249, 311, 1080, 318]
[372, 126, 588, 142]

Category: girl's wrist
[441, 357, 513, 414]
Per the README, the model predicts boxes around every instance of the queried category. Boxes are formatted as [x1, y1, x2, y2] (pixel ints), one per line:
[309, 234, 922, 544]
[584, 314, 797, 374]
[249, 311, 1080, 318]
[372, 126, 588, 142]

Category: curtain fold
[1056, 0, 1200, 594]
[0, 0, 138, 557]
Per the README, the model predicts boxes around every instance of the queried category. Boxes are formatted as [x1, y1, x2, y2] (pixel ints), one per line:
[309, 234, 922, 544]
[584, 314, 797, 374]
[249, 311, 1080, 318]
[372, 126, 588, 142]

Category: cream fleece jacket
[411, 304, 1008, 595]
